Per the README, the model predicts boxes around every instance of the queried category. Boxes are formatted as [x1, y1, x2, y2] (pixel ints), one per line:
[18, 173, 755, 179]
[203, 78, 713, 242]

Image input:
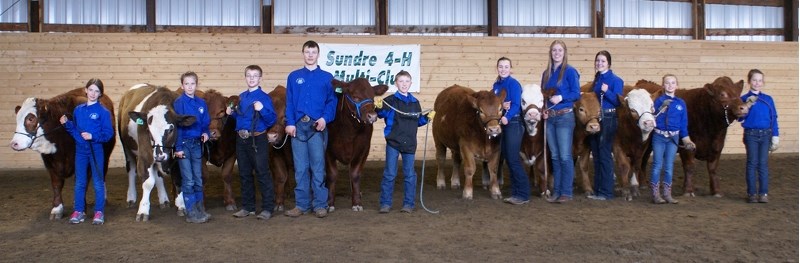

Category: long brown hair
[495, 57, 512, 82]
[542, 40, 569, 88]
[591, 50, 612, 90]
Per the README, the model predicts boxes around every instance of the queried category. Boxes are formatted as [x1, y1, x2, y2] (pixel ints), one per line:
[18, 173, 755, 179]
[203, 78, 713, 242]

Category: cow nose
[267, 132, 278, 143]
[9, 141, 19, 150]
[487, 125, 502, 136]
[586, 123, 600, 133]
[738, 105, 749, 116]
[367, 113, 378, 124]
[209, 130, 219, 140]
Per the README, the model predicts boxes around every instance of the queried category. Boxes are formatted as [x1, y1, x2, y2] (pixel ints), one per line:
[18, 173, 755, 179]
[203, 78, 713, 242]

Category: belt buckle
[237, 130, 251, 139]
[301, 115, 311, 122]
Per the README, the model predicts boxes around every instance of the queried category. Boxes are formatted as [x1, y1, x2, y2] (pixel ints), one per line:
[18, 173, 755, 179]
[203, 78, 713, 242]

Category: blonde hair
[543, 40, 569, 87]
[496, 57, 512, 82]
[661, 74, 678, 86]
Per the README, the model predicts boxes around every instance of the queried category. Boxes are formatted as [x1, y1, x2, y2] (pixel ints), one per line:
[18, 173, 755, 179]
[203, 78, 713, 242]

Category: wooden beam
[0, 23, 28, 32]
[157, 25, 260, 33]
[706, 28, 785, 36]
[498, 26, 592, 35]
[262, 4, 273, 33]
[692, 0, 706, 40]
[276, 26, 376, 34]
[606, 27, 693, 35]
[146, 0, 155, 32]
[42, 24, 148, 33]
[376, 0, 388, 35]
[591, 0, 606, 38]
[28, 0, 40, 32]
[785, 0, 798, 41]
[487, 0, 498, 36]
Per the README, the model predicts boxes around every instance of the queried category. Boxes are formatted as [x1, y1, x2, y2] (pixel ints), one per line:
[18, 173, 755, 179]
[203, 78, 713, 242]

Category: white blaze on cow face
[10, 98, 56, 153]
[625, 89, 656, 142]
[146, 105, 176, 162]
[521, 84, 544, 136]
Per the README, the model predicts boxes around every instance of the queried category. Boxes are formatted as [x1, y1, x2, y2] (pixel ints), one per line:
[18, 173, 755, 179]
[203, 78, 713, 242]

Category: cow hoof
[224, 204, 237, 211]
[274, 205, 284, 212]
[436, 185, 446, 190]
[625, 195, 633, 202]
[462, 195, 473, 200]
[159, 201, 170, 209]
[127, 201, 136, 208]
[177, 209, 185, 217]
[682, 192, 696, 197]
[713, 193, 723, 198]
[451, 185, 461, 190]
[491, 193, 502, 200]
[135, 214, 149, 222]
[351, 206, 363, 212]
[50, 213, 61, 220]
[328, 206, 336, 213]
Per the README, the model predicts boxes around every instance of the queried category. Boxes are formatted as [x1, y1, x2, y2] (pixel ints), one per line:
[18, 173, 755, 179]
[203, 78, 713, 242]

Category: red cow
[266, 85, 294, 212]
[636, 77, 748, 197]
[10, 88, 116, 220]
[572, 92, 602, 195]
[610, 88, 656, 200]
[433, 85, 505, 200]
[326, 78, 388, 211]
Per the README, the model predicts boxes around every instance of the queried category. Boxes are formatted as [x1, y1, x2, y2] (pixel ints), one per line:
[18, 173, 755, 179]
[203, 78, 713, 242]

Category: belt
[744, 128, 771, 135]
[546, 108, 573, 117]
[654, 128, 679, 138]
[237, 130, 266, 139]
[300, 115, 311, 122]
[603, 108, 616, 113]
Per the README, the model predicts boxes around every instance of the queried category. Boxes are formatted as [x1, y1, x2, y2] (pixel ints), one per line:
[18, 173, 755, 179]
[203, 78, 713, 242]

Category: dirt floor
[0, 153, 796, 262]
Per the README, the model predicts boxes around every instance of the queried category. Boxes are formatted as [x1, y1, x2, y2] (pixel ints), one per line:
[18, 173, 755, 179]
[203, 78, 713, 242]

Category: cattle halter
[344, 94, 375, 123]
[14, 112, 64, 150]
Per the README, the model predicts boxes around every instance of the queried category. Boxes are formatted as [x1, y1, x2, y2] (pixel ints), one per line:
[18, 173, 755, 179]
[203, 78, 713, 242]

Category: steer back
[10, 88, 116, 220]
[432, 85, 505, 200]
[267, 85, 294, 212]
[326, 78, 388, 211]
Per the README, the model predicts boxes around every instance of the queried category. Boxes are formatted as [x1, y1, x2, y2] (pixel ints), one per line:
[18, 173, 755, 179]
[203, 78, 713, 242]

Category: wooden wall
[1, 33, 796, 169]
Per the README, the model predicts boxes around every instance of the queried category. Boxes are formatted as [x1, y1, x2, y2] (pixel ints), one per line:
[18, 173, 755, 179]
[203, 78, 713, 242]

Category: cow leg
[269, 155, 287, 212]
[680, 151, 696, 197]
[349, 161, 365, 211]
[221, 156, 238, 211]
[136, 167, 158, 222]
[325, 156, 338, 212]
[460, 153, 475, 200]
[450, 150, 463, 190]
[487, 152, 502, 199]
[618, 156, 633, 201]
[576, 150, 593, 196]
[155, 175, 170, 208]
[126, 160, 138, 208]
[435, 143, 447, 190]
[48, 169, 65, 220]
[707, 156, 723, 197]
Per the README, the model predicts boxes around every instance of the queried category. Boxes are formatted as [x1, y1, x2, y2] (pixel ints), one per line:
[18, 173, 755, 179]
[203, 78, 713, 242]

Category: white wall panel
[390, 0, 485, 36]
[0, 0, 27, 23]
[706, 4, 783, 41]
[605, 0, 691, 40]
[45, 0, 145, 25]
[499, 0, 590, 38]
[157, 0, 259, 26]
[274, 0, 374, 26]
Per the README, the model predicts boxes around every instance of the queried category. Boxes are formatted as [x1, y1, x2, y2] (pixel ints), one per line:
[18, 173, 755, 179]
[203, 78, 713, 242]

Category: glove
[746, 95, 758, 104]
[426, 110, 436, 121]
[681, 137, 696, 151]
[375, 98, 383, 109]
[770, 136, 779, 152]
[657, 99, 672, 114]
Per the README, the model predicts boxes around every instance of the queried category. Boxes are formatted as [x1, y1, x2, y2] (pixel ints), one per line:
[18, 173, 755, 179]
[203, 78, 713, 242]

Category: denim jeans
[546, 112, 576, 198]
[73, 143, 106, 213]
[291, 119, 329, 211]
[178, 138, 203, 194]
[502, 116, 530, 200]
[380, 145, 416, 208]
[650, 133, 678, 184]
[236, 134, 275, 212]
[744, 129, 771, 195]
[589, 112, 617, 199]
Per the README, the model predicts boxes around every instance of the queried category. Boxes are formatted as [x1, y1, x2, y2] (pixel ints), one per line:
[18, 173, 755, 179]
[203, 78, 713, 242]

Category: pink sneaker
[92, 211, 105, 225]
[69, 211, 85, 224]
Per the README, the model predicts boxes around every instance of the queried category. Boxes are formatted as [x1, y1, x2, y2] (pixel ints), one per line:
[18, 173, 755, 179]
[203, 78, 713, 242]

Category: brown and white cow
[10, 88, 116, 220]
[266, 85, 294, 212]
[573, 92, 602, 195]
[326, 78, 388, 212]
[636, 77, 748, 197]
[119, 84, 195, 221]
[433, 85, 505, 200]
[518, 84, 549, 196]
[610, 88, 656, 200]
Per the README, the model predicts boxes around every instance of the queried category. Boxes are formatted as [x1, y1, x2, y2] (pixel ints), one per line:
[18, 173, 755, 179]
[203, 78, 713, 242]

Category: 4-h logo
[676, 105, 683, 111]
[199, 107, 204, 114]
[296, 78, 305, 85]
[90, 113, 99, 120]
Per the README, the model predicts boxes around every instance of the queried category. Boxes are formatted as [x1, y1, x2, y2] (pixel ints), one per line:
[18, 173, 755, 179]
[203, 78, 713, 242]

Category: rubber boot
[195, 191, 211, 221]
[662, 182, 679, 204]
[650, 182, 666, 204]
[184, 193, 206, 223]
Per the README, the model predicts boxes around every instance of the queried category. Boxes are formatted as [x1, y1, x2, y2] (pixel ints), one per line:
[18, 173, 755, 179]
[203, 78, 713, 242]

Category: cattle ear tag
[136, 118, 144, 125]
[335, 87, 343, 94]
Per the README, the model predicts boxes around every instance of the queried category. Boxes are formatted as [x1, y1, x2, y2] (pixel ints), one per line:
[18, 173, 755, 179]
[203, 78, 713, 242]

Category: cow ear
[498, 89, 507, 102]
[129, 111, 146, 126]
[373, 84, 389, 96]
[704, 84, 715, 96]
[14, 105, 21, 114]
[177, 115, 197, 127]
[468, 93, 479, 109]
[332, 79, 348, 94]
[734, 80, 745, 94]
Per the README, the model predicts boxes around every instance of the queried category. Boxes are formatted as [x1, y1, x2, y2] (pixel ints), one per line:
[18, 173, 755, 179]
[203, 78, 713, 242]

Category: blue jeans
[380, 145, 416, 208]
[744, 129, 771, 195]
[74, 143, 105, 213]
[650, 134, 678, 184]
[546, 113, 575, 198]
[177, 138, 203, 194]
[503, 116, 530, 200]
[291, 119, 329, 211]
[589, 112, 617, 199]
[236, 134, 275, 212]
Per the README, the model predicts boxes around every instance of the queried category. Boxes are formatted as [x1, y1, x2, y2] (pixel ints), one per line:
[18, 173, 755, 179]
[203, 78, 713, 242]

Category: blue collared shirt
[173, 93, 210, 151]
[493, 75, 522, 119]
[592, 70, 624, 110]
[231, 86, 277, 133]
[285, 66, 337, 126]
[740, 91, 779, 136]
[541, 64, 581, 110]
[64, 102, 114, 145]
[654, 94, 690, 139]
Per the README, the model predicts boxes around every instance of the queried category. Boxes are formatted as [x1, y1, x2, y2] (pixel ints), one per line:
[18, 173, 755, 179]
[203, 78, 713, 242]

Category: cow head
[10, 98, 57, 153]
[332, 78, 389, 124]
[266, 86, 288, 146]
[575, 93, 601, 134]
[521, 84, 544, 137]
[129, 105, 196, 163]
[201, 89, 230, 141]
[470, 90, 505, 138]
[707, 76, 748, 120]
[624, 89, 656, 141]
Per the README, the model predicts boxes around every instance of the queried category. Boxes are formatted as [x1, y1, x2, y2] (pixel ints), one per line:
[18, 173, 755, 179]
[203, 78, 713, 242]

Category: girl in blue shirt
[588, 50, 623, 201]
[739, 69, 779, 203]
[174, 71, 211, 223]
[650, 74, 695, 204]
[493, 57, 529, 205]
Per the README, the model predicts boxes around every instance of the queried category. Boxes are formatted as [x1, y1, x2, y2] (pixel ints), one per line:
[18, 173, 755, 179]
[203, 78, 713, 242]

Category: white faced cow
[118, 84, 195, 222]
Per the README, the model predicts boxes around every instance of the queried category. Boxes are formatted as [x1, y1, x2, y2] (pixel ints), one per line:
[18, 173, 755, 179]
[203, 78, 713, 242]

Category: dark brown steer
[266, 85, 294, 212]
[326, 78, 388, 211]
[636, 77, 748, 197]
[611, 88, 656, 200]
[573, 92, 602, 196]
[10, 88, 116, 220]
[433, 85, 505, 200]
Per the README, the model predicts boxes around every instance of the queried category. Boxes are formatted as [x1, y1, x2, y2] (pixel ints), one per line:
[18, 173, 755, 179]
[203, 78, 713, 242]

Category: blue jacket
[286, 66, 337, 126]
[173, 93, 210, 151]
[654, 94, 690, 139]
[64, 102, 114, 146]
[739, 91, 779, 136]
[231, 86, 277, 133]
[493, 76, 522, 119]
[592, 70, 623, 110]
[541, 64, 580, 110]
[377, 92, 428, 153]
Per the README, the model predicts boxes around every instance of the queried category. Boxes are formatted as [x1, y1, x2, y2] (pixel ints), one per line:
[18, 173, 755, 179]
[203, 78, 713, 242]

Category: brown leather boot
[662, 182, 679, 204]
[651, 182, 666, 204]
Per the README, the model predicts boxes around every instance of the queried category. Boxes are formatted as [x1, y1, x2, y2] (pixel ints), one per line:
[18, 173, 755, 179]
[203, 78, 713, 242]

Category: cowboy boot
[195, 191, 211, 221]
[650, 182, 666, 204]
[662, 182, 679, 204]
[184, 193, 206, 224]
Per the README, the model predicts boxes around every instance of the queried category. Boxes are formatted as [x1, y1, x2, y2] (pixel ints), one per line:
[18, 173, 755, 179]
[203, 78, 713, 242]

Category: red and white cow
[10, 88, 116, 220]
[118, 84, 195, 221]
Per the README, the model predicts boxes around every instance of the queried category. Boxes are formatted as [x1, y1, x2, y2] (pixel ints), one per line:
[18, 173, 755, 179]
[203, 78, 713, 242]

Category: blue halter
[345, 94, 374, 120]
